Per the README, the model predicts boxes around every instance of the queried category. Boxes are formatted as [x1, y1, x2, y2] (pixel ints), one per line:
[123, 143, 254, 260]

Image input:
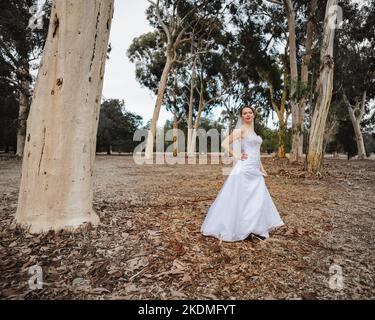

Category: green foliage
[0, 0, 51, 78]
[0, 0, 51, 152]
[363, 132, 375, 156]
[0, 81, 18, 152]
[334, 120, 357, 159]
[333, 0, 374, 124]
[96, 99, 143, 154]
[127, 31, 166, 93]
[260, 127, 279, 154]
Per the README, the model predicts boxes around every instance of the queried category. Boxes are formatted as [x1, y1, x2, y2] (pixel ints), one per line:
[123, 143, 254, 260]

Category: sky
[33, 0, 372, 130]
[102, 1, 277, 129]
[29, 0, 278, 129]
[100, 0, 374, 131]
[102, 0, 170, 127]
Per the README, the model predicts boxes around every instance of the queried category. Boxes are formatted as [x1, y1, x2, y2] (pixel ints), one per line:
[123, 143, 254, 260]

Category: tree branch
[0, 76, 20, 88]
[360, 90, 367, 118]
[148, 0, 172, 44]
[264, 0, 283, 5]
[341, 90, 352, 109]
[0, 39, 19, 68]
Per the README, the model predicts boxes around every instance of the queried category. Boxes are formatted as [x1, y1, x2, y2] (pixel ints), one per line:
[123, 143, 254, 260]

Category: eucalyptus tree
[229, 0, 290, 158]
[336, 1, 375, 159]
[0, 0, 50, 156]
[306, 0, 338, 174]
[16, 0, 114, 233]
[143, 0, 225, 160]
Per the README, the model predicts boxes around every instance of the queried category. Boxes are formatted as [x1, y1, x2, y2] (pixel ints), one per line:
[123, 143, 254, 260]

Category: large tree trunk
[145, 51, 174, 160]
[345, 91, 367, 159]
[283, 0, 300, 163]
[297, 0, 318, 161]
[306, 0, 337, 173]
[187, 55, 197, 158]
[16, 0, 114, 233]
[16, 63, 31, 157]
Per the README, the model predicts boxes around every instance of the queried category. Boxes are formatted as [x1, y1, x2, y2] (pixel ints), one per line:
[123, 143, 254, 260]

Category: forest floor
[0, 155, 374, 300]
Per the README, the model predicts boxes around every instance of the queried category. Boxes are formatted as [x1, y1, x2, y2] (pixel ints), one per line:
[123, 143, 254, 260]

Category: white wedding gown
[201, 133, 284, 241]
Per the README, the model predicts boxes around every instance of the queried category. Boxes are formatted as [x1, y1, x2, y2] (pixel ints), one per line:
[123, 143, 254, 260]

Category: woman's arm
[221, 128, 243, 159]
[260, 161, 268, 176]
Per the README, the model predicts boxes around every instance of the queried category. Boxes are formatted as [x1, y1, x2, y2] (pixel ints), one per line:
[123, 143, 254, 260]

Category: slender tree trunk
[187, 55, 197, 157]
[297, 0, 318, 160]
[278, 117, 286, 158]
[106, 144, 112, 155]
[188, 91, 205, 156]
[16, 0, 114, 233]
[283, 0, 300, 162]
[349, 114, 366, 159]
[172, 113, 179, 157]
[306, 0, 337, 173]
[145, 51, 174, 160]
[263, 68, 289, 160]
[346, 91, 367, 159]
[323, 117, 337, 154]
[16, 63, 31, 157]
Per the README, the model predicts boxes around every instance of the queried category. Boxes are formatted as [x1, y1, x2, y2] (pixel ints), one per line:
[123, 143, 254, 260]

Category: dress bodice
[241, 133, 262, 159]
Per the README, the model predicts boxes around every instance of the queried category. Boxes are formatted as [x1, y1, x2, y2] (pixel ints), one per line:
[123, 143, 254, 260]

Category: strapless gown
[201, 133, 284, 241]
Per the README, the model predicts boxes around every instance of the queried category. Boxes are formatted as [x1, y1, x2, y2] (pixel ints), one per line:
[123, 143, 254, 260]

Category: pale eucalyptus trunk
[345, 91, 367, 159]
[145, 50, 174, 160]
[187, 55, 197, 158]
[16, 0, 114, 233]
[16, 63, 31, 157]
[283, 0, 300, 162]
[307, 0, 338, 173]
[297, 0, 318, 160]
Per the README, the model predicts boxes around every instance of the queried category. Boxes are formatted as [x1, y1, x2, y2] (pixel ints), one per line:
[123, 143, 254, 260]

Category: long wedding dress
[201, 132, 284, 242]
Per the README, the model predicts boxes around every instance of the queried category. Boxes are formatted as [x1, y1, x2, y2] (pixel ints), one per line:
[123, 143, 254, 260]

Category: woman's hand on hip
[240, 152, 248, 161]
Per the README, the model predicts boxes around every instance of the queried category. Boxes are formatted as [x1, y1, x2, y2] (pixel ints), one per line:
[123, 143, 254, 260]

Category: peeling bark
[297, 0, 318, 160]
[306, 0, 338, 174]
[16, 0, 115, 233]
[283, 0, 299, 163]
[344, 91, 367, 159]
[16, 63, 30, 157]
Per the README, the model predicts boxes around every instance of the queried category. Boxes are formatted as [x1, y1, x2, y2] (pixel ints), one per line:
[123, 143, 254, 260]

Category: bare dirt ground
[0, 155, 374, 300]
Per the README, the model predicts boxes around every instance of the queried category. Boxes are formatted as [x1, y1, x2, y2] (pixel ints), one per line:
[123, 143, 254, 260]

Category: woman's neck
[243, 123, 254, 132]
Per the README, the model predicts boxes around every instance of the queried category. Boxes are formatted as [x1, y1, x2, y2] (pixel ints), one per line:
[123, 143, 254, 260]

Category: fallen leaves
[0, 156, 374, 299]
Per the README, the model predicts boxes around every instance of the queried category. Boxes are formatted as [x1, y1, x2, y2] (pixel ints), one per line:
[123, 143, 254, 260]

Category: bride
[201, 106, 284, 242]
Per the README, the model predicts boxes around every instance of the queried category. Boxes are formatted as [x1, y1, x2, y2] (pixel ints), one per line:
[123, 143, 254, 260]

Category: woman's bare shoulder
[233, 127, 244, 138]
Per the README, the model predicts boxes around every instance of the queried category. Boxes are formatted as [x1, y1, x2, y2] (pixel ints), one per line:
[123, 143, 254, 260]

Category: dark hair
[239, 105, 257, 119]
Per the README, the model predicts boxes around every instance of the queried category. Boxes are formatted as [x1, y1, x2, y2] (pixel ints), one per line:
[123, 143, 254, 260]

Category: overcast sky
[34, 0, 371, 130]
[101, 1, 279, 129]
[102, 0, 171, 127]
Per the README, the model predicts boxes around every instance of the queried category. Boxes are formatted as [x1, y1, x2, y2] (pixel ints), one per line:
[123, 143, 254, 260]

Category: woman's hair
[239, 105, 257, 119]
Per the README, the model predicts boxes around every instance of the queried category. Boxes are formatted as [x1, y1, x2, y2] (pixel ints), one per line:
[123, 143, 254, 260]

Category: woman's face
[241, 107, 254, 124]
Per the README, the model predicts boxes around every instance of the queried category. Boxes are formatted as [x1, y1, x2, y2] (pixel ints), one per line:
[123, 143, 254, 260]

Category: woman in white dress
[201, 106, 284, 242]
